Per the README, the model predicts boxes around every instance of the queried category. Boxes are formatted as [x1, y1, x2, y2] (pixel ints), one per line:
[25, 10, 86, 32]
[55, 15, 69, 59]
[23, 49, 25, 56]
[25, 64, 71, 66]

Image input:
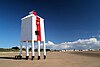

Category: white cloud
[16, 38, 100, 50]
[48, 41, 54, 45]
[46, 38, 100, 50]
[98, 35, 100, 37]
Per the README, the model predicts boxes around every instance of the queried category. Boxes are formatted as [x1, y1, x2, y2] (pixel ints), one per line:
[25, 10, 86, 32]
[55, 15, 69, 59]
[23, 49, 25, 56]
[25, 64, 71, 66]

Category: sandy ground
[0, 51, 100, 67]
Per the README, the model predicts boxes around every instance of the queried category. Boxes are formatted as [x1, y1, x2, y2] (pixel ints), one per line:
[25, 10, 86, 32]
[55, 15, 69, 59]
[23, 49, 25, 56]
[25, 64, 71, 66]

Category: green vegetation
[0, 46, 19, 52]
[0, 48, 19, 52]
[0, 47, 51, 52]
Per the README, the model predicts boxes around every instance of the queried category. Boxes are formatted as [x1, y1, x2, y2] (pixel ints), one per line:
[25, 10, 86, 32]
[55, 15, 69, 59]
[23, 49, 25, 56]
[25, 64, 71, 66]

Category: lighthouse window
[35, 31, 40, 35]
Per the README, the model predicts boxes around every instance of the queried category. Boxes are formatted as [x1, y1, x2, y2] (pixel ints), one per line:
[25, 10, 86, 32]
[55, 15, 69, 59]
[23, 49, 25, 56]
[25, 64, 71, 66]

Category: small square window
[35, 31, 40, 35]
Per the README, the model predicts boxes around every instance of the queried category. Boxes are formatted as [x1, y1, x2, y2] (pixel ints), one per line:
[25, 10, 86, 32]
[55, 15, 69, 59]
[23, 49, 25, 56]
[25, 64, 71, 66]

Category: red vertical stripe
[36, 16, 41, 41]
[32, 12, 41, 41]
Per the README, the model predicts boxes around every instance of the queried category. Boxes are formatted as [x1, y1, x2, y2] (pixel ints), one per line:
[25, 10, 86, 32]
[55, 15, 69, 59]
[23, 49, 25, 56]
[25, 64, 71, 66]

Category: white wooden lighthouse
[19, 11, 46, 60]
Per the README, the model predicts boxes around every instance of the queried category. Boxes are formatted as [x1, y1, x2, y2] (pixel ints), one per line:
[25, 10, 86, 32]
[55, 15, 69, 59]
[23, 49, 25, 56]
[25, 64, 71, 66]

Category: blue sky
[0, 0, 100, 49]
